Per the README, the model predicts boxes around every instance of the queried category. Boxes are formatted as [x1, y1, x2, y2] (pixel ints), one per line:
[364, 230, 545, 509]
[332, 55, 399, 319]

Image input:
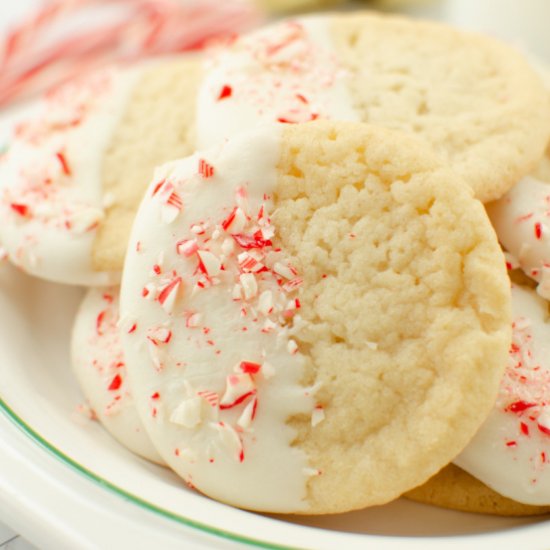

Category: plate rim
[2, 393, 550, 550]
[0, 396, 298, 550]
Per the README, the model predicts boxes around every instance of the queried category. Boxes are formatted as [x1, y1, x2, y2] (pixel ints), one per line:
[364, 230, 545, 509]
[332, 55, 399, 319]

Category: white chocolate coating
[196, 17, 358, 149]
[120, 127, 318, 512]
[0, 66, 141, 286]
[487, 176, 550, 299]
[455, 284, 550, 505]
[72, 287, 164, 464]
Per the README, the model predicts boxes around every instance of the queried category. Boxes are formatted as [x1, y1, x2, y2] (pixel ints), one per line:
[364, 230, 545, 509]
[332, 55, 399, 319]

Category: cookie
[196, 13, 550, 202]
[406, 464, 550, 517]
[487, 151, 550, 299]
[0, 56, 200, 286]
[72, 287, 164, 464]
[408, 283, 550, 514]
[331, 12, 550, 203]
[92, 57, 201, 273]
[453, 283, 550, 505]
[119, 121, 510, 514]
[0, 66, 141, 285]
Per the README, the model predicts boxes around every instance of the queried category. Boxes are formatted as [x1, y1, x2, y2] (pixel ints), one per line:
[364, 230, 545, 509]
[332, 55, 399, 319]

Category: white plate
[1, 2, 550, 548]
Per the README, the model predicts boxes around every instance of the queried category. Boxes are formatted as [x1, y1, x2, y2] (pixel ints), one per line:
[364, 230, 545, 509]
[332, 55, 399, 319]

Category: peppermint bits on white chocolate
[454, 284, 550, 505]
[0, 66, 143, 285]
[121, 126, 317, 512]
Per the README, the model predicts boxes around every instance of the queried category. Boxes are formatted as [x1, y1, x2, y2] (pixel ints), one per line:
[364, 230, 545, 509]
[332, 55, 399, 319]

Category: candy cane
[2, 0, 73, 69]
[0, 0, 262, 107]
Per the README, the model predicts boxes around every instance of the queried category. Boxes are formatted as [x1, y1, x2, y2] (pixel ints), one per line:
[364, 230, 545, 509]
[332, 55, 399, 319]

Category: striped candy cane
[0, 0, 263, 107]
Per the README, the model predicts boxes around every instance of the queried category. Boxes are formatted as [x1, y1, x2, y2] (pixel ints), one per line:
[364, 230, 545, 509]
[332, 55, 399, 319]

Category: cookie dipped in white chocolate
[72, 287, 164, 464]
[487, 176, 550, 300]
[455, 284, 550, 505]
[196, 16, 359, 148]
[120, 121, 512, 514]
[0, 66, 142, 286]
[120, 126, 317, 512]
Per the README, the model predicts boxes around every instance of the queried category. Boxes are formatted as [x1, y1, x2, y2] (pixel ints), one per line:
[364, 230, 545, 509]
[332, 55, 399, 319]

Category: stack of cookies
[1, 12, 549, 516]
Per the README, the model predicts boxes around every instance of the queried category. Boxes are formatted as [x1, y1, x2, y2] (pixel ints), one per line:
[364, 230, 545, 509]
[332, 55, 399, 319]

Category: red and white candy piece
[220, 373, 256, 409]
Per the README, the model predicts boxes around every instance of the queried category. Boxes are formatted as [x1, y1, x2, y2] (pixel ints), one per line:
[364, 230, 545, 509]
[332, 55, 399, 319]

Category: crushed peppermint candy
[534, 222, 544, 240]
[136, 169, 313, 463]
[220, 373, 256, 410]
[197, 250, 222, 277]
[212, 421, 244, 463]
[217, 84, 233, 101]
[238, 361, 262, 374]
[146, 325, 172, 372]
[494, 298, 550, 480]
[237, 397, 258, 430]
[170, 396, 203, 429]
[198, 158, 215, 179]
[55, 151, 71, 175]
[147, 326, 172, 345]
[203, 20, 348, 128]
[0, 68, 119, 249]
[500, 315, 550, 430]
[154, 181, 184, 224]
[108, 373, 123, 391]
[504, 251, 520, 271]
[157, 275, 183, 313]
[177, 239, 198, 257]
[74, 289, 138, 422]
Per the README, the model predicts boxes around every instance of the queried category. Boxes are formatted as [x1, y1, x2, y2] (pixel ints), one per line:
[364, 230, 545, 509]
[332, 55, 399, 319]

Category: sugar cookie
[0, 57, 200, 285]
[197, 13, 550, 201]
[406, 464, 550, 517]
[407, 283, 550, 514]
[119, 121, 510, 513]
[72, 287, 164, 464]
[453, 284, 550, 506]
[0, 67, 141, 285]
